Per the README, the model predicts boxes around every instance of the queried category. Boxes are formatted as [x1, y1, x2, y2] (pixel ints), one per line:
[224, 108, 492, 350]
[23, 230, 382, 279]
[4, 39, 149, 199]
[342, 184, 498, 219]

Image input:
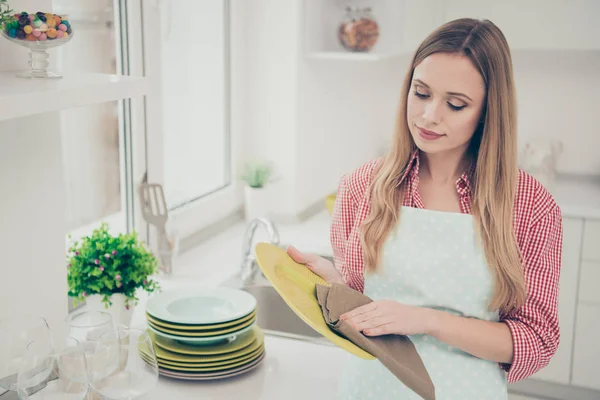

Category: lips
[416, 126, 444, 141]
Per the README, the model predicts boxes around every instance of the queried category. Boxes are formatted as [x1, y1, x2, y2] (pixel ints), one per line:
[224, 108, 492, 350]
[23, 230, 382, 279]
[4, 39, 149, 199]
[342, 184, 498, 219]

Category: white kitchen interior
[1, 0, 599, 399]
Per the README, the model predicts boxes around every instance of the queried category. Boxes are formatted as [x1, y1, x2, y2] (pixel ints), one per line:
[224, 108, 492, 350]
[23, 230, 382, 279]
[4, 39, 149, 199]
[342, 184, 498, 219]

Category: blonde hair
[360, 18, 525, 315]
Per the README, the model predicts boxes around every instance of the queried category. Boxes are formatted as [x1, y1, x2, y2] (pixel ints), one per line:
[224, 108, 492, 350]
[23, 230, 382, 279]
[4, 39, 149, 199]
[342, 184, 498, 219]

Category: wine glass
[0, 315, 54, 393]
[65, 311, 115, 399]
[91, 329, 158, 400]
[16, 337, 88, 400]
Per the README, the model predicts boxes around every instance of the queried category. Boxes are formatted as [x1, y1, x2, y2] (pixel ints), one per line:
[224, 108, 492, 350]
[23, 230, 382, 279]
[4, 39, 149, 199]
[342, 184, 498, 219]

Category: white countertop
[142, 334, 346, 400]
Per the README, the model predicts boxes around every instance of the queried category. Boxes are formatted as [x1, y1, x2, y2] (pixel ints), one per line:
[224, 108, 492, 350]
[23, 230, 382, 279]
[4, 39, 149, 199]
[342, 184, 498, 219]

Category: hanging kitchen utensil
[138, 173, 176, 275]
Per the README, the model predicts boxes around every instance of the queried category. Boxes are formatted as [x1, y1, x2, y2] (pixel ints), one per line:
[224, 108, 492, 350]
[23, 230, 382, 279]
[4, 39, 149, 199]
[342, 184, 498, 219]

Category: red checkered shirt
[330, 151, 563, 383]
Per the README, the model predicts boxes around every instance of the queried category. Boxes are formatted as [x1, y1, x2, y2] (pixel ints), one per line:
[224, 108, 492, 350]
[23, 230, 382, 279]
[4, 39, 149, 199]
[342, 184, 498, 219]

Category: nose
[422, 100, 443, 125]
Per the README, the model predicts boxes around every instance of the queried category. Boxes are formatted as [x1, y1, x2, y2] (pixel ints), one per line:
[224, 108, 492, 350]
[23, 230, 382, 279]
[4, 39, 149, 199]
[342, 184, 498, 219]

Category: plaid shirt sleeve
[500, 202, 563, 383]
[330, 173, 358, 288]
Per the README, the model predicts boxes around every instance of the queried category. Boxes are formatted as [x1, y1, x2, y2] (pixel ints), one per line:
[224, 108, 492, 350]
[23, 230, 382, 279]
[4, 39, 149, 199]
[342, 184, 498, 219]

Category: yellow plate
[147, 314, 256, 337]
[150, 327, 264, 363]
[142, 345, 265, 369]
[146, 310, 256, 331]
[254, 242, 375, 360]
[147, 348, 265, 372]
[325, 193, 336, 215]
[149, 325, 261, 356]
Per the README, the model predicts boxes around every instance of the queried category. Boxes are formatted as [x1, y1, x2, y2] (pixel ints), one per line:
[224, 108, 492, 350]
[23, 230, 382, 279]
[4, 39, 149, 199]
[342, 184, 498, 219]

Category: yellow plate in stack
[147, 313, 256, 337]
[148, 326, 264, 362]
[141, 346, 265, 371]
[254, 242, 374, 360]
[146, 310, 256, 331]
[148, 325, 263, 356]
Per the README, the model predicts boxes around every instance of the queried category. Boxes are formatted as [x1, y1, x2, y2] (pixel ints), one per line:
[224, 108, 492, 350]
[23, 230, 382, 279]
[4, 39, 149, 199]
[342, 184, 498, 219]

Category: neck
[419, 148, 471, 184]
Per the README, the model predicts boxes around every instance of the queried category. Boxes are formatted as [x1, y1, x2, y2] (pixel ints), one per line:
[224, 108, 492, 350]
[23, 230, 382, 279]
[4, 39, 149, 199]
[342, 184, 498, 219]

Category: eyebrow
[413, 79, 473, 102]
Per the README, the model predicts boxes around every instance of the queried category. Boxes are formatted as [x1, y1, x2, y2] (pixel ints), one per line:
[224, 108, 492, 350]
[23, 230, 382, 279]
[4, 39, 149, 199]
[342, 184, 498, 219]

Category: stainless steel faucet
[240, 218, 280, 284]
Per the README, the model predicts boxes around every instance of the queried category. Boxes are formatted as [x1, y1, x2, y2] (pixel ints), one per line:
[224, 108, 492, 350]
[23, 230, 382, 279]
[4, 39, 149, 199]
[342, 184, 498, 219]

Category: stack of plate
[143, 287, 265, 380]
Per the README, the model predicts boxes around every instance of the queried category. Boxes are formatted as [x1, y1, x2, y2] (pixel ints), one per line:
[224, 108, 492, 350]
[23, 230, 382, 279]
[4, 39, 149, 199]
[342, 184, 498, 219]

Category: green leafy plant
[67, 222, 161, 310]
[0, 1, 14, 26]
[240, 161, 273, 188]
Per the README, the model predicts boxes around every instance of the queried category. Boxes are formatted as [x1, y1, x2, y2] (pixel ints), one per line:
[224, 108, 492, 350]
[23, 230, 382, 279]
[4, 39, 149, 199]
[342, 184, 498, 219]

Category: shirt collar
[397, 150, 475, 197]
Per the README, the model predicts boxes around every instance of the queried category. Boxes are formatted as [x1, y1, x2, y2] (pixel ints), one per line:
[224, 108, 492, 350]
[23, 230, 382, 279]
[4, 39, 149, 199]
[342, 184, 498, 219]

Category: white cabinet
[531, 217, 583, 384]
[571, 218, 600, 391]
[443, 0, 600, 51]
[578, 261, 600, 305]
[572, 303, 600, 390]
[582, 219, 600, 261]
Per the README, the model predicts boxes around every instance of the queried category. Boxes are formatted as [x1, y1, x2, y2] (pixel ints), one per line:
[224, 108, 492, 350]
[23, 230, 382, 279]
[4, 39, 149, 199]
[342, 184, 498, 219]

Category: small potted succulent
[240, 161, 273, 222]
[67, 222, 160, 327]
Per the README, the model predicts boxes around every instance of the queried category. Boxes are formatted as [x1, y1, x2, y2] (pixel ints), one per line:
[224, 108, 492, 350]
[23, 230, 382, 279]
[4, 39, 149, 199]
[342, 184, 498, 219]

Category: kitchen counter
[142, 334, 347, 400]
[128, 210, 345, 399]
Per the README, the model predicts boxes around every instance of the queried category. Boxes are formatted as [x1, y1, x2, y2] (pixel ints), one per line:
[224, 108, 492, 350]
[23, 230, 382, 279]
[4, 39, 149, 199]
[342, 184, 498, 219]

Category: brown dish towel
[316, 283, 436, 400]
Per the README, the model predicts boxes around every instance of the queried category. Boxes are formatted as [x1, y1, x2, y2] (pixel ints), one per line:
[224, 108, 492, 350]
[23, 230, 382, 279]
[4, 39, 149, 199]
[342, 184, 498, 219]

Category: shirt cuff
[501, 319, 540, 383]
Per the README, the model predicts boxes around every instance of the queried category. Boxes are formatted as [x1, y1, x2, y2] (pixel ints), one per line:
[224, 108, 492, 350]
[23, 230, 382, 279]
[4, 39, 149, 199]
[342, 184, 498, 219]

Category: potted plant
[67, 222, 161, 327]
[240, 161, 273, 222]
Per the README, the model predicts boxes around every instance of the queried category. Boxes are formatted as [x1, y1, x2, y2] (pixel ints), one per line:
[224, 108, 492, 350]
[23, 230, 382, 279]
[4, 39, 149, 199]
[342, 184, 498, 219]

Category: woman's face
[406, 52, 486, 157]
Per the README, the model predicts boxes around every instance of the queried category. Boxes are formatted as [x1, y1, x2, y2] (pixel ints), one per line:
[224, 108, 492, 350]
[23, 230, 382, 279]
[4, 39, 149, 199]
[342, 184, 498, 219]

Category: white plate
[148, 322, 256, 346]
[146, 288, 257, 325]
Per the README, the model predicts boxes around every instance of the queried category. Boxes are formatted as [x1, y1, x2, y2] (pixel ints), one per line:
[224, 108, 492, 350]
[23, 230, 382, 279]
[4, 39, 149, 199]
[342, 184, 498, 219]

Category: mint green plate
[146, 287, 257, 325]
[147, 322, 255, 346]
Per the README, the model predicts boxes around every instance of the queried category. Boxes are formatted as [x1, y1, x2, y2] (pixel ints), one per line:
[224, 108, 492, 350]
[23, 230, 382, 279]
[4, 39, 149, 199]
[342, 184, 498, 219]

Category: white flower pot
[244, 185, 269, 222]
[85, 293, 134, 328]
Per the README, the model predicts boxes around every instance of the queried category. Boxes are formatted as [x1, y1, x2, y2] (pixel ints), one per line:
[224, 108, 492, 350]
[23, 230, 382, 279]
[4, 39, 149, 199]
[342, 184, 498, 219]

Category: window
[55, 0, 143, 241]
[143, 0, 239, 239]
[160, 0, 231, 209]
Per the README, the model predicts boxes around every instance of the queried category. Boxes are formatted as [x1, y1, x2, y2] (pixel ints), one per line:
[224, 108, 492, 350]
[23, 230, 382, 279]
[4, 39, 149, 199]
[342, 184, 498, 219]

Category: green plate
[148, 322, 255, 346]
[147, 314, 256, 337]
[146, 348, 265, 372]
[146, 287, 257, 325]
[146, 309, 256, 331]
[148, 325, 262, 356]
[141, 345, 265, 369]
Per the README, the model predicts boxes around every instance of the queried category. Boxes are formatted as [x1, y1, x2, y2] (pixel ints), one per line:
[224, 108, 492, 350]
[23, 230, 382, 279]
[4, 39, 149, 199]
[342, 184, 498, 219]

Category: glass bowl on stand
[1, 11, 74, 79]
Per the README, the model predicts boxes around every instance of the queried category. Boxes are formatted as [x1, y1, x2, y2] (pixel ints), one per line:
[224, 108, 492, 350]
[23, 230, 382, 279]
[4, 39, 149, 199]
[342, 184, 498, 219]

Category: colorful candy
[1, 11, 73, 42]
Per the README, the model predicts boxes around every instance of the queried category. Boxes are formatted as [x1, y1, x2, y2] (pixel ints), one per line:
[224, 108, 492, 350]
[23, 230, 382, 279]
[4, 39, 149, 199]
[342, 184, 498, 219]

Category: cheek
[406, 96, 423, 123]
[449, 111, 481, 141]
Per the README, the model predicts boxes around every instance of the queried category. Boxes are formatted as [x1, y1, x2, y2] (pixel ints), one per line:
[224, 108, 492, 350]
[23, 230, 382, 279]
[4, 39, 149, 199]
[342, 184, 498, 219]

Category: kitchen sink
[243, 285, 325, 342]
[221, 253, 334, 346]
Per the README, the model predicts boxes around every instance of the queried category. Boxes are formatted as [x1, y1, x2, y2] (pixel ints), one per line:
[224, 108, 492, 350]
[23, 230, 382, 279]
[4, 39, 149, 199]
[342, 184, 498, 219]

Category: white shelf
[305, 51, 408, 61]
[0, 72, 149, 121]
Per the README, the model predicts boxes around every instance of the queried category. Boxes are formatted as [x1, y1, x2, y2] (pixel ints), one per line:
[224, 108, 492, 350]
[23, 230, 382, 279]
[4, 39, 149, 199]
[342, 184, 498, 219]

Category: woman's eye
[448, 103, 467, 111]
[413, 91, 429, 99]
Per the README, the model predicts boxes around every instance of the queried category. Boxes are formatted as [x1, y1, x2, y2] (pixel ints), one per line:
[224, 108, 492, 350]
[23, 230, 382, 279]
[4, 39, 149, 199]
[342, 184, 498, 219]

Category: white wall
[513, 50, 600, 176]
[238, 2, 600, 222]
[0, 0, 68, 338]
[235, 0, 301, 217]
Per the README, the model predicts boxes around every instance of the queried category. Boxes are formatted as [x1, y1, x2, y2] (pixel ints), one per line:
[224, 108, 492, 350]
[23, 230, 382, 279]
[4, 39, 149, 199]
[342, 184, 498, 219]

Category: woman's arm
[426, 311, 513, 363]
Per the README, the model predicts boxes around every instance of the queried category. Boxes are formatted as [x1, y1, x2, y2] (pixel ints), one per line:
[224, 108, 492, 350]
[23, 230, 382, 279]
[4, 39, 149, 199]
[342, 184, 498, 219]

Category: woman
[287, 18, 562, 400]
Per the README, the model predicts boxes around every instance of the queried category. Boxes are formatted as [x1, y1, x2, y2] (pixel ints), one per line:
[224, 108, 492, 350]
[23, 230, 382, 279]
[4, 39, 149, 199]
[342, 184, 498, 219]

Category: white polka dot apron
[337, 206, 508, 400]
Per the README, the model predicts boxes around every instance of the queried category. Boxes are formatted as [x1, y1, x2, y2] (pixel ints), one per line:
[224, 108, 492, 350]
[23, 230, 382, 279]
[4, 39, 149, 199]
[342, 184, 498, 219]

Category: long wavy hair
[360, 18, 525, 315]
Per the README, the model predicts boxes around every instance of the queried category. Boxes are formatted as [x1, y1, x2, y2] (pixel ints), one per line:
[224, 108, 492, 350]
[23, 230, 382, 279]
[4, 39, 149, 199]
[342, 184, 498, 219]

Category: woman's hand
[286, 245, 345, 285]
[340, 300, 436, 336]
